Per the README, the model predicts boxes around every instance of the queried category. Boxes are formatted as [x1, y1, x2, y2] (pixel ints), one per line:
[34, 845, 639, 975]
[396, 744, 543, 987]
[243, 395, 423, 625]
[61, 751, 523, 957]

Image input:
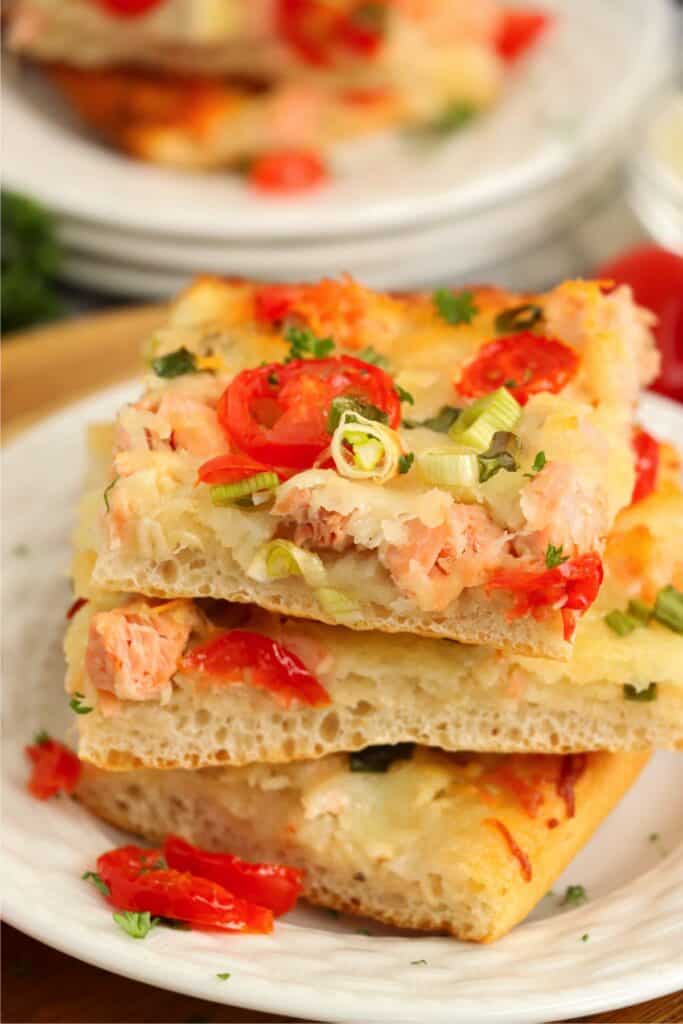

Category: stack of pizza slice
[7, 0, 551, 180]
[65, 275, 683, 941]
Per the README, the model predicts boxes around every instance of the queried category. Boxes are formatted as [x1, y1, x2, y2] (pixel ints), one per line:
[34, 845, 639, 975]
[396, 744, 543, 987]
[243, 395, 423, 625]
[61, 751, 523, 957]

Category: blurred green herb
[2, 191, 63, 333]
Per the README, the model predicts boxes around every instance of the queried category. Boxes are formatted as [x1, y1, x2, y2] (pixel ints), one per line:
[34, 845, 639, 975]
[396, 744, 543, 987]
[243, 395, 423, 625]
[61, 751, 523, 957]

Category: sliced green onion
[404, 405, 461, 433]
[417, 448, 479, 492]
[151, 347, 197, 378]
[330, 411, 402, 484]
[627, 598, 653, 624]
[494, 304, 543, 334]
[449, 388, 521, 452]
[477, 431, 519, 483]
[605, 610, 639, 637]
[247, 539, 326, 588]
[327, 396, 388, 434]
[210, 472, 279, 506]
[623, 683, 658, 702]
[315, 587, 361, 624]
[653, 585, 683, 634]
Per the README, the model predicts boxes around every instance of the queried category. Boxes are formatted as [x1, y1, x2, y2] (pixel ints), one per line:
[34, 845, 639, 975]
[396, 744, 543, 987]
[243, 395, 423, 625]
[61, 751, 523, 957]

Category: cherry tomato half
[96, 844, 273, 933]
[595, 246, 683, 403]
[456, 332, 579, 405]
[495, 8, 553, 62]
[92, 0, 164, 16]
[249, 150, 328, 195]
[218, 355, 401, 469]
[181, 630, 331, 707]
[25, 737, 81, 800]
[164, 835, 304, 916]
[631, 427, 660, 504]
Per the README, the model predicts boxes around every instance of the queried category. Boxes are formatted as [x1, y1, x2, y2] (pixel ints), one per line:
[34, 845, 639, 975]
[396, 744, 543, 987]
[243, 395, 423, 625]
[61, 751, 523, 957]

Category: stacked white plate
[2, 0, 676, 297]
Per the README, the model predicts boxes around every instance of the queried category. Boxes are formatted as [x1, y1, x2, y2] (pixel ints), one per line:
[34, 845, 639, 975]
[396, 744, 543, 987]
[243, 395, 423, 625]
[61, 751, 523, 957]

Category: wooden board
[2, 308, 682, 1024]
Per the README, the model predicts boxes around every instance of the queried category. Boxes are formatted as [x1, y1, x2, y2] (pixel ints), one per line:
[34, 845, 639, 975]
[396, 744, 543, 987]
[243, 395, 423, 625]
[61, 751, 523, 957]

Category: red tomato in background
[93, 0, 163, 15]
[249, 150, 328, 195]
[595, 246, 683, 403]
[495, 9, 553, 62]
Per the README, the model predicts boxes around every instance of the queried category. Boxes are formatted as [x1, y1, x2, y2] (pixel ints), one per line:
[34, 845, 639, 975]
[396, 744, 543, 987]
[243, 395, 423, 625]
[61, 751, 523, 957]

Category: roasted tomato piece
[25, 737, 81, 800]
[249, 150, 328, 195]
[93, 0, 164, 16]
[495, 8, 553, 62]
[275, 0, 386, 64]
[164, 835, 304, 916]
[456, 332, 579, 405]
[181, 630, 331, 707]
[487, 553, 604, 636]
[196, 453, 282, 486]
[253, 284, 301, 326]
[97, 844, 273, 933]
[218, 355, 401, 469]
[631, 427, 660, 504]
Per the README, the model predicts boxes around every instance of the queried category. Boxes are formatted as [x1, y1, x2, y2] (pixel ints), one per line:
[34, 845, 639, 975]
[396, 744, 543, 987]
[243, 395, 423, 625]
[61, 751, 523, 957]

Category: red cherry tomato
[253, 284, 301, 325]
[631, 427, 660, 504]
[487, 552, 604, 639]
[181, 630, 331, 707]
[25, 737, 81, 800]
[96, 845, 273, 933]
[595, 246, 683, 403]
[249, 150, 328, 195]
[218, 356, 401, 469]
[456, 333, 579, 405]
[92, 0, 164, 16]
[197, 453, 282, 487]
[164, 836, 303, 916]
[495, 8, 553, 62]
[337, 2, 387, 57]
[275, 0, 340, 64]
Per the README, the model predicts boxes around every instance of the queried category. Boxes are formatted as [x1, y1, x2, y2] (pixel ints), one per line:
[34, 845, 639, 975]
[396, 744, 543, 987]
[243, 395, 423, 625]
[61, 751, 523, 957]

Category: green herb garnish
[411, 959, 428, 966]
[545, 544, 569, 569]
[623, 683, 658, 702]
[653, 585, 683, 634]
[357, 346, 388, 368]
[112, 911, 158, 939]
[349, 743, 414, 773]
[82, 871, 111, 897]
[33, 729, 50, 745]
[581, 934, 589, 942]
[398, 453, 414, 475]
[524, 451, 547, 478]
[494, 303, 543, 334]
[424, 101, 477, 136]
[103, 477, 118, 513]
[561, 885, 588, 908]
[604, 609, 639, 637]
[477, 431, 518, 483]
[327, 396, 388, 434]
[396, 384, 414, 405]
[69, 692, 93, 715]
[404, 405, 461, 433]
[267, 372, 279, 386]
[1, 190, 63, 334]
[433, 289, 479, 326]
[151, 346, 197, 379]
[284, 326, 335, 362]
[216, 972, 231, 981]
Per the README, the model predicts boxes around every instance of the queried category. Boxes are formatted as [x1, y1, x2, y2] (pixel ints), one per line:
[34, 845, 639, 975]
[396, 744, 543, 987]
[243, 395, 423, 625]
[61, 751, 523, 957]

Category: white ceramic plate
[2, 383, 683, 1023]
[2, 0, 672, 242]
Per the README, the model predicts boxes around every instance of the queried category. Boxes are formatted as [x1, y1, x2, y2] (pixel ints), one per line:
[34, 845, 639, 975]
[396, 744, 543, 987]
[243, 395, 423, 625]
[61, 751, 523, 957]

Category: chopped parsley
[151, 347, 197, 379]
[69, 692, 93, 715]
[267, 371, 279, 386]
[545, 544, 569, 569]
[349, 743, 414, 773]
[82, 871, 111, 897]
[424, 101, 477, 136]
[623, 683, 658, 702]
[404, 405, 461, 433]
[327, 396, 388, 433]
[561, 885, 588, 908]
[216, 972, 231, 981]
[653, 584, 683, 634]
[103, 477, 118, 513]
[112, 910, 158, 939]
[524, 451, 547, 478]
[433, 288, 479, 326]
[494, 303, 543, 334]
[357, 346, 388, 368]
[398, 453, 414, 475]
[33, 729, 50, 745]
[284, 325, 335, 362]
[395, 384, 414, 405]
[604, 609, 639, 637]
[581, 934, 589, 942]
[411, 959, 428, 966]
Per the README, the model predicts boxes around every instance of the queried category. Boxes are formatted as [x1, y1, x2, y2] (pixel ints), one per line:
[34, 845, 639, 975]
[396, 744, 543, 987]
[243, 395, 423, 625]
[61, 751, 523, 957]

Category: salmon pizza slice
[74, 745, 650, 942]
[66, 433, 683, 771]
[78, 276, 659, 658]
[7, 0, 551, 175]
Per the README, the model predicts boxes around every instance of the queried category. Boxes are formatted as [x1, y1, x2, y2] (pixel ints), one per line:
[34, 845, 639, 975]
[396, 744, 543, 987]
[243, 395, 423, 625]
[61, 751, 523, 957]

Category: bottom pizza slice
[75, 746, 649, 942]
